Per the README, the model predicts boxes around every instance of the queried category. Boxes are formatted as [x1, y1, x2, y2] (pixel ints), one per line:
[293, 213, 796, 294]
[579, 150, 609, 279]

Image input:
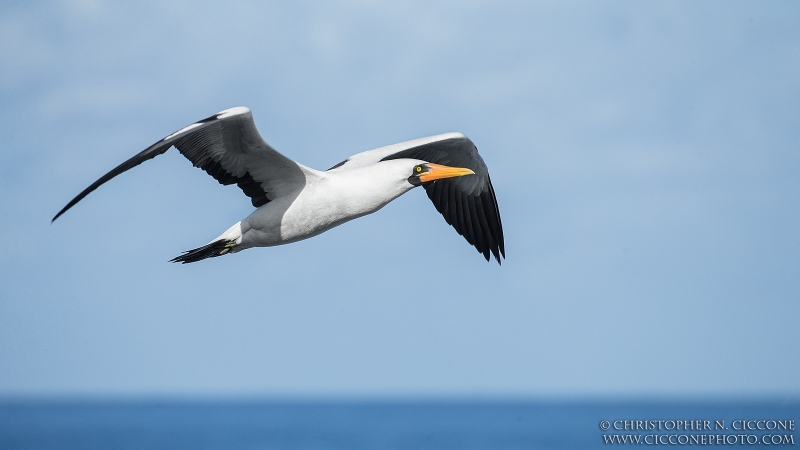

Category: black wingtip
[170, 239, 235, 264]
[51, 210, 65, 224]
[485, 253, 502, 265]
[52, 202, 75, 223]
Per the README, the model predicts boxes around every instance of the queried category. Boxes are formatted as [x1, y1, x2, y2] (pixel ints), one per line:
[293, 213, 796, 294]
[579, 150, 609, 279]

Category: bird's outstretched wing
[338, 133, 505, 263]
[52, 107, 309, 222]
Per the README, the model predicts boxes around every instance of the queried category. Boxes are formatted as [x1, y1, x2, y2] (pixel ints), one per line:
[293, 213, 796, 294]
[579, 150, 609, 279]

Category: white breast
[240, 160, 420, 248]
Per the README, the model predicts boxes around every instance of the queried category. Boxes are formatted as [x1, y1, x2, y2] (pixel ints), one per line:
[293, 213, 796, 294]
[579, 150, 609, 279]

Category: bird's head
[406, 162, 475, 186]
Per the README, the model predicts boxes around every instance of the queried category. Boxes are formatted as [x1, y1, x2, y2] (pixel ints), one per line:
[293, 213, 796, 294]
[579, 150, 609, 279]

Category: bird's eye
[415, 165, 423, 173]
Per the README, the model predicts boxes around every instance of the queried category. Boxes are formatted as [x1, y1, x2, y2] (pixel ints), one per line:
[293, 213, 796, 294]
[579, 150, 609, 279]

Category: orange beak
[418, 163, 475, 182]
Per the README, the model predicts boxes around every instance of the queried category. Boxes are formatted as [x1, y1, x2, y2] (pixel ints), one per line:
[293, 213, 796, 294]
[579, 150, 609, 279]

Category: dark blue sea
[1, 399, 797, 449]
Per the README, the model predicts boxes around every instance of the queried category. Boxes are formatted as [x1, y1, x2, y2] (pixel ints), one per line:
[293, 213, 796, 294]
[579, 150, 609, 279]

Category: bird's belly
[278, 195, 376, 243]
[241, 188, 389, 247]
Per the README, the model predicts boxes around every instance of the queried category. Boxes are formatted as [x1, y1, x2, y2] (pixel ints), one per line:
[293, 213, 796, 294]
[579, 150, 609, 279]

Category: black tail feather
[170, 239, 235, 264]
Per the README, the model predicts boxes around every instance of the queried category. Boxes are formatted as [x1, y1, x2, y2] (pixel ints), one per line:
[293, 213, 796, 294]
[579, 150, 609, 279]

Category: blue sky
[1, 1, 798, 399]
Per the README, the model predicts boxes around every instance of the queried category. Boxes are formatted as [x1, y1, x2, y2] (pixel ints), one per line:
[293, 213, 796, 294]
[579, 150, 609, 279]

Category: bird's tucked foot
[170, 239, 238, 264]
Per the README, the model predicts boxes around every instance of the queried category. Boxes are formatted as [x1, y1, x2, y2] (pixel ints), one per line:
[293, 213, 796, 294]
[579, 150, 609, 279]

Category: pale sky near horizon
[1, 1, 798, 398]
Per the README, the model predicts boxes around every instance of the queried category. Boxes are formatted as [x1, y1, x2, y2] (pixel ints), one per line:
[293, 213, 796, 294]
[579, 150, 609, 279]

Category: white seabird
[52, 107, 505, 264]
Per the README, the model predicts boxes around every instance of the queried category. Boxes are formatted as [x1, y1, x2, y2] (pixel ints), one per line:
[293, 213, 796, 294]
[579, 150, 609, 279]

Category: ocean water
[0, 400, 797, 449]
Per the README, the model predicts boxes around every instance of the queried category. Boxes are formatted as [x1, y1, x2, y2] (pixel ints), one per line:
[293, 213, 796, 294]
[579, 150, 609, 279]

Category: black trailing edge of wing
[381, 136, 505, 264]
[173, 124, 271, 208]
[51, 110, 273, 223]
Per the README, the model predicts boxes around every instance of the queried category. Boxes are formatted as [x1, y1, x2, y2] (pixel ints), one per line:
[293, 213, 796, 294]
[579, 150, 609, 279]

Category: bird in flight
[52, 107, 505, 264]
